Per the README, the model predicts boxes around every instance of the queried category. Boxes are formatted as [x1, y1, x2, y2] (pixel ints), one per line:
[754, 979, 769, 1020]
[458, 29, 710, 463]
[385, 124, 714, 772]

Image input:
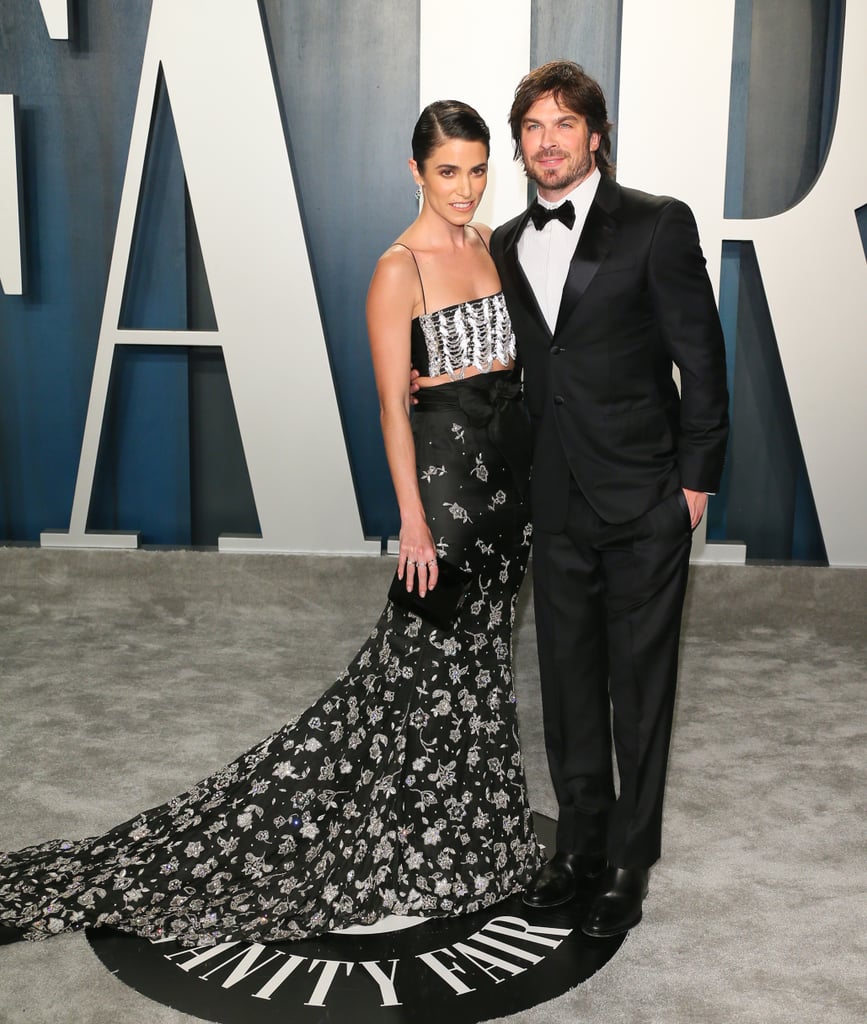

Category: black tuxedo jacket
[490, 174, 729, 530]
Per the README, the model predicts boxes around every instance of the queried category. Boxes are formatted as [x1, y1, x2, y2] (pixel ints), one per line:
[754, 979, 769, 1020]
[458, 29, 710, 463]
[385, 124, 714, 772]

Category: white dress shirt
[517, 168, 601, 333]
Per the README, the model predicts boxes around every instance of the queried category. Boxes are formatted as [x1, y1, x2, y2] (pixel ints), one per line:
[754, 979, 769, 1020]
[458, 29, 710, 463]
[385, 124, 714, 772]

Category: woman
[0, 101, 540, 947]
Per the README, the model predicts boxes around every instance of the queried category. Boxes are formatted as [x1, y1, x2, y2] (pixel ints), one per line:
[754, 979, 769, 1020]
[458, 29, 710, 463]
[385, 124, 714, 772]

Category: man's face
[520, 92, 600, 202]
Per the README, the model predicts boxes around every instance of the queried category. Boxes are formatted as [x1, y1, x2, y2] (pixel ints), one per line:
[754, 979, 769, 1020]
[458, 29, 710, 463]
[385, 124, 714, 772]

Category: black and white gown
[0, 291, 541, 947]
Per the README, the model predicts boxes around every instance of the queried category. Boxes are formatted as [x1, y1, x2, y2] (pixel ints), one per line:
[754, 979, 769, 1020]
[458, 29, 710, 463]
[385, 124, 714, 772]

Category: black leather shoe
[522, 851, 607, 908]
[581, 866, 649, 937]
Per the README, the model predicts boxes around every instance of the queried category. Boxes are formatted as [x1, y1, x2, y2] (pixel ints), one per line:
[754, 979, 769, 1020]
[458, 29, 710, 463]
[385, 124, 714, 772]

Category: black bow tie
[529, 199, 575, 231]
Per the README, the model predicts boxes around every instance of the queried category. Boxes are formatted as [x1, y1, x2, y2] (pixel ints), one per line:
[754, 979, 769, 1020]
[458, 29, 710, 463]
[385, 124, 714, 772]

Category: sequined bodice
[411, 292, 517, 380]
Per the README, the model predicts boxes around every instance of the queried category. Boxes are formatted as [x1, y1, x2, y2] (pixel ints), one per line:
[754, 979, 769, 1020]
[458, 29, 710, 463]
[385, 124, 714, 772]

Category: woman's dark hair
[508, 60, 614, 177]
[412, 100, 491, 171]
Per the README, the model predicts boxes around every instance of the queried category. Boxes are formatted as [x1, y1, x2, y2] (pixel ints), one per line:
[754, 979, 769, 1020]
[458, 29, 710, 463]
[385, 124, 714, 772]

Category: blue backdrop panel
[717, 242, 826, 562]
[188, 347, 260, 545]
[89, 346, 192, 544]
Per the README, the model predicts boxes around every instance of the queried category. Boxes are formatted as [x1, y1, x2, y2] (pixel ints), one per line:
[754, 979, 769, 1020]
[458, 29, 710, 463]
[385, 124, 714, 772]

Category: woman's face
[411, 138, 488, 225]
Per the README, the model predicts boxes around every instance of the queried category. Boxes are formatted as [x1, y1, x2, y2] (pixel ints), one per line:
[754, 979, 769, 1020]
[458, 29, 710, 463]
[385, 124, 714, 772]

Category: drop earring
[415, 187, 423, 200]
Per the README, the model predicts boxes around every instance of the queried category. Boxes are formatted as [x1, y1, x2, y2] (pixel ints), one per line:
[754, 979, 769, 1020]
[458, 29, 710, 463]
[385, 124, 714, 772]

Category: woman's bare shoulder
[371, 242, 418, 287]
[367, 242, 422, 318]
[470, 222, 493, 245]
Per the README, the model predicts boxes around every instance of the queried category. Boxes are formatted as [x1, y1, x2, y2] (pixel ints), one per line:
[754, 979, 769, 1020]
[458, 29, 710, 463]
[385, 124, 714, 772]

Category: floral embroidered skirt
[0, 371, 541, 946]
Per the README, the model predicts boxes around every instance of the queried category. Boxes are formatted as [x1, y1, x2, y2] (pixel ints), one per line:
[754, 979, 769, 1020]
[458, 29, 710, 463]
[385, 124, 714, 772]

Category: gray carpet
[0, 548, 864, 1023]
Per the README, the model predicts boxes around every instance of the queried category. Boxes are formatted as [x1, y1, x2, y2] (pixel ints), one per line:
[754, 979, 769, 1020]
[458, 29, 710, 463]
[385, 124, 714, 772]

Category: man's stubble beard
[524, 144, 593, 196]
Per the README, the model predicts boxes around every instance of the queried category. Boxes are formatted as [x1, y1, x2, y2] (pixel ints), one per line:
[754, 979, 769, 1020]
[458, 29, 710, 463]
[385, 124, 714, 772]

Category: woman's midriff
[415, 359, 516, 390]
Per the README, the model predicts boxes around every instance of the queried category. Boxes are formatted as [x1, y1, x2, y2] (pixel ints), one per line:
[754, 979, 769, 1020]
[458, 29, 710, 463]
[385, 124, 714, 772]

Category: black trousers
[532, 481, 693, 868]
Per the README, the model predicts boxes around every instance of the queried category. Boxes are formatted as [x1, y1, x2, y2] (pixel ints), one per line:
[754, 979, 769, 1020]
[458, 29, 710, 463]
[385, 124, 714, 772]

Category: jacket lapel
[500, 208, 552, 339]
[554, 176, 620, 335]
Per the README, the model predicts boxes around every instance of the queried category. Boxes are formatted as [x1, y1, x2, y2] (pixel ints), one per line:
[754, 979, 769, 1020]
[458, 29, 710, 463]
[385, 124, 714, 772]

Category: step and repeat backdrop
[1, 0, 864, 564]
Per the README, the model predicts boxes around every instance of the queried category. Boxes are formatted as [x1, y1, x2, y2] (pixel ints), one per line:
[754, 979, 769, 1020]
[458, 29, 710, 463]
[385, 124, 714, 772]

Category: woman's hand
[398, 518, 439, 597]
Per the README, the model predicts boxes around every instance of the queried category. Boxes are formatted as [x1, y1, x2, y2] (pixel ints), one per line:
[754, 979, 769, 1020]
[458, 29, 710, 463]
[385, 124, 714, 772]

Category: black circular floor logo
[87, 816, 625, 1023]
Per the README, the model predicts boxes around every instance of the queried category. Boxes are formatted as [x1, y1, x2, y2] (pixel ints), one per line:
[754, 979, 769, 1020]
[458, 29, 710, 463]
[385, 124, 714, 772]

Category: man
[489, 61, 729, 938]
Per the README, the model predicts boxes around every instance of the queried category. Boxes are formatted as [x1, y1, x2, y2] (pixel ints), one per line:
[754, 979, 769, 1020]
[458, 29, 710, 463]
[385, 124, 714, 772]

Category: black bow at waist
[413, 373, 531, 496]
[414, 373, 523, 427]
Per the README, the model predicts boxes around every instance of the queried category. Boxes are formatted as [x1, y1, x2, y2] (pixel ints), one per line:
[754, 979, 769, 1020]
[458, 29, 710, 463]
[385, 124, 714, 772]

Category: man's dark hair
[412, 100, 491, 171]
[508, 60, 614, 177]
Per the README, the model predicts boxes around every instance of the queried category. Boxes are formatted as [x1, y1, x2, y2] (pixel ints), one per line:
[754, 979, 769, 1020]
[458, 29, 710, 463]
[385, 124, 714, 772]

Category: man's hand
[682, 488, 707, 529]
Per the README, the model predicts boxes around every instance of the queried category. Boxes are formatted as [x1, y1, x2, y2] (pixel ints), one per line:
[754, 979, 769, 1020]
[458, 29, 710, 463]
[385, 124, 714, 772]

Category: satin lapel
[554, 180, 620, 335]
[501, 208, 552, 339]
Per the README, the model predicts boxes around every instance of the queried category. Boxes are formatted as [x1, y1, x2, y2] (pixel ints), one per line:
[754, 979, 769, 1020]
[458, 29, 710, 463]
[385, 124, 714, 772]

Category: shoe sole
[521, 890, 577, 909]
[580, 909, 643, 938]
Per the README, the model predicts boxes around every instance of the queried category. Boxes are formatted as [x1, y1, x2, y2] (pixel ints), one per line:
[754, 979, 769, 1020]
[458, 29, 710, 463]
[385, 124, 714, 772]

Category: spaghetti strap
[467, 224, 490, 253]
[393, 242, 427, 314]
